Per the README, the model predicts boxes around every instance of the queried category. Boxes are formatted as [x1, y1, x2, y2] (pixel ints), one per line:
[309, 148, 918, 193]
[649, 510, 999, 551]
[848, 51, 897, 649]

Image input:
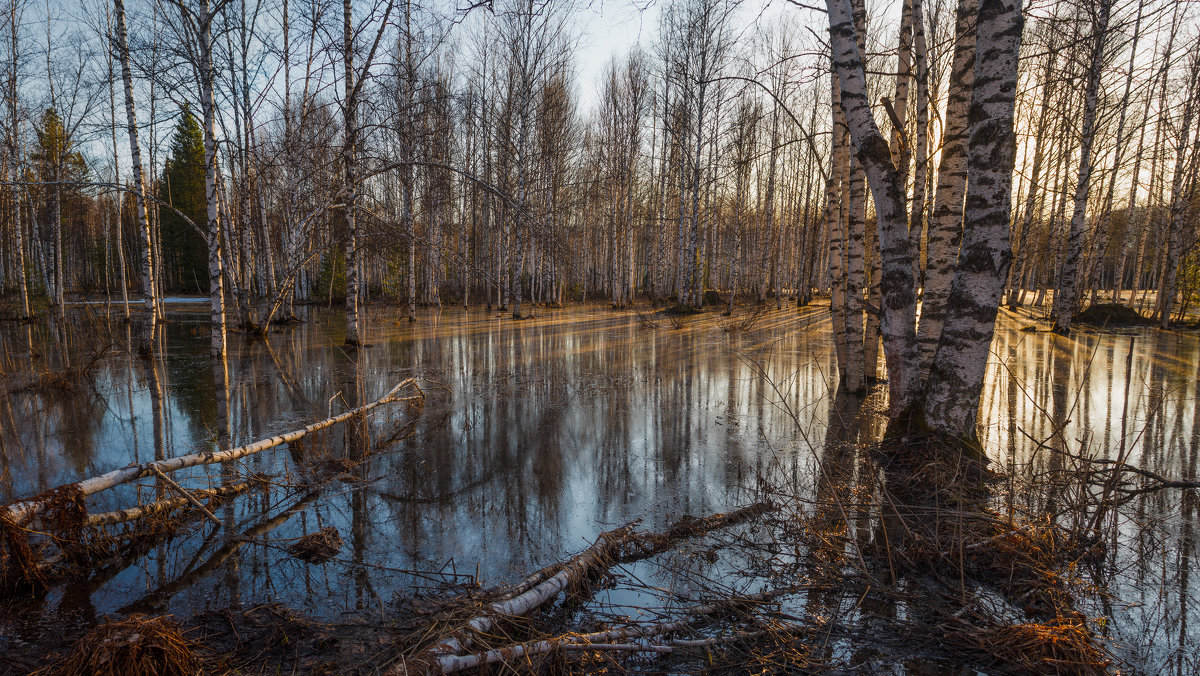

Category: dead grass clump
[45, 613, 202, 676]
[1075, 303, 1153, 327]
[972, 620, 1111, 675]
[7, 367, 88, 395]
[44, 484, 92, 564]
[702, 289, 726, 306]
[288, 526, 343, 563]
[663, 304, 702, 317]
[391, 583, 501, 655]
[0, 514, 48, 594]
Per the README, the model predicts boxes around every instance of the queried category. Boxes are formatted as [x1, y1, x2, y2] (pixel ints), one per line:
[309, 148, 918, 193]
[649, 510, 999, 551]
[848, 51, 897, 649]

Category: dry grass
[0, 514, 47, 594]
[966, 620, 1111, 675]
[40, 614, 202, 676]
[288, 526, 344, 563]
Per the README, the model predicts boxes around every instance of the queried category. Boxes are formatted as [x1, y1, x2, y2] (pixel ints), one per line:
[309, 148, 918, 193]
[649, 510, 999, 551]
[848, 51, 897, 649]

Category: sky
[566, 0, 794, 112]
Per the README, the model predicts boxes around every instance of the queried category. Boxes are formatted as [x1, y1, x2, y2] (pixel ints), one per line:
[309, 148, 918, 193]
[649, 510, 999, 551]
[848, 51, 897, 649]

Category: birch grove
[0, 0, 1195, 428]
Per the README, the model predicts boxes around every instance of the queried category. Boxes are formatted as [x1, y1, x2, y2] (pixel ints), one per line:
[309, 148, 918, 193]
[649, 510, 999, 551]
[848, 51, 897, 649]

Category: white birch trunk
[197, 0, 225, 356]
[826, 0, 920, 415]
[1052, 0, 1110, 333]
[922, 0, 1023, 442]
[916, 0, 975, 378]
[342, 0, 360, 344]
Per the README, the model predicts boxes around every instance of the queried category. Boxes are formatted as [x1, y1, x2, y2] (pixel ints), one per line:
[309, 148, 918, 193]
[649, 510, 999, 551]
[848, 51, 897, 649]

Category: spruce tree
[160, 104, 207, 292]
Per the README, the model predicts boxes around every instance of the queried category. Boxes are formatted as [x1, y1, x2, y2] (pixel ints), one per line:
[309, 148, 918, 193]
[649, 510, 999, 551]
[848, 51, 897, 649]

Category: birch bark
[826, 0, 919, 413]
[922, 0, 1023, 441]
[1052, 0, 1111, 333]
[199, 0, 226, 356]
[6, 0, 27, 319]
[917, 0, 975, 377]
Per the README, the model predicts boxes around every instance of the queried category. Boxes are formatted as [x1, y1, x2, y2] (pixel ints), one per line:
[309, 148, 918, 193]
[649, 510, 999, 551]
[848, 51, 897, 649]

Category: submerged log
[3, 379, 421, 527]
[84, 481, 253, 527]
[387, 502, 772, 676]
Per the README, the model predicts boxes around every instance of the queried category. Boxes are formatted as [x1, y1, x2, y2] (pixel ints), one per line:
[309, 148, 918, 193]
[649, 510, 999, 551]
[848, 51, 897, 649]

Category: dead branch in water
[2, 379, 423, 527]
[386, 502, 773, 675]
[84, 480, 255, 527]
[425, 590, 803, 674]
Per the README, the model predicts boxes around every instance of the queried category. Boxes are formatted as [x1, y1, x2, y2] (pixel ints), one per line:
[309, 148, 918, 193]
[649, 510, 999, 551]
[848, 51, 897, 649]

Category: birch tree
[1051, 0, 1113, 334]
[826, 0, 1024, 442]
[921, 0, 1024, 440]
[113, 0, 160, 323]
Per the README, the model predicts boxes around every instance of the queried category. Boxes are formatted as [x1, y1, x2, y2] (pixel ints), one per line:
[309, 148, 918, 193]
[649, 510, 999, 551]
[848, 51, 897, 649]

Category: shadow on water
[0, 303, 1197, 672]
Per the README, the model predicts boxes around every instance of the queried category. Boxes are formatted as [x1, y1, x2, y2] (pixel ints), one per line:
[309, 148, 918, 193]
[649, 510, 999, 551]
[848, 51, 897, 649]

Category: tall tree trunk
[1052, 0, 1111, 333]
[6, 0, 27, 319]
[828, 71, 850, 378]
[826, 0, 920, 415]
[199, 0, 226, 356]
[106, 17, 130, 321]
[1088, 0, 1144, 306]
[1007, 48, 1057, 307]
[916, 0, 975, 378]
[115, 0, 158, 321]
[342, 0, 360, 345]
[1159, 46, 1200, 327]
[922, 0, 1023, 442]
[908, 0, 930, 290]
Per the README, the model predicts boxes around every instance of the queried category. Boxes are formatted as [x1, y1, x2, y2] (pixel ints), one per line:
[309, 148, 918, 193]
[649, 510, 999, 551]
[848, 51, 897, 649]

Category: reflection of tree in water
[8, 307, 1199, 670]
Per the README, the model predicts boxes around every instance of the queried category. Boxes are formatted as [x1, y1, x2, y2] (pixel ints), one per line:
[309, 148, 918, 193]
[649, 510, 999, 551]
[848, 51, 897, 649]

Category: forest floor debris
[35, 613, 201, 676]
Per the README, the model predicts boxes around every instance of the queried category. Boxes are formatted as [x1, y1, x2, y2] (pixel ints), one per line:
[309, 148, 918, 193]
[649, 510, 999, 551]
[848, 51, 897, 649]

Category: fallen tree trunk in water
[386, 501, 772, 676]
[428, 590, 798, 674]
[84, 480, 253, 527]
[2, 379, 422, 527]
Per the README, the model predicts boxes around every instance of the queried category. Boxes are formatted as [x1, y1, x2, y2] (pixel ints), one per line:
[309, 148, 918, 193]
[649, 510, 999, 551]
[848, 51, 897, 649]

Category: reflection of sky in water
[1, 306, 1198, 672]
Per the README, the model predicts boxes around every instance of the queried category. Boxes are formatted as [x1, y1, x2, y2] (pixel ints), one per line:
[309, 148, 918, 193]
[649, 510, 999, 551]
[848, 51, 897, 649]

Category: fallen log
[3, 379, 421, 527]
[388, 502, 773, 676]
[496, 501, 772, 603]
[400, 588, 800, 674]
[149, 466, 220, 525]
[84, 481, 253, 527]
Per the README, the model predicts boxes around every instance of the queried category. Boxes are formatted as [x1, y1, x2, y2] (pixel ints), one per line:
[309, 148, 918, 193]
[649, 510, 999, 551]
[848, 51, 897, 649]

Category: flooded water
[0, 303, 1197, 672]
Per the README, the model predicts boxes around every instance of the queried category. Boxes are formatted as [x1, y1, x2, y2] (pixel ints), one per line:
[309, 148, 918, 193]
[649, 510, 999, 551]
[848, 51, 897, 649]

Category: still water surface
[1, 304, 1197, 671]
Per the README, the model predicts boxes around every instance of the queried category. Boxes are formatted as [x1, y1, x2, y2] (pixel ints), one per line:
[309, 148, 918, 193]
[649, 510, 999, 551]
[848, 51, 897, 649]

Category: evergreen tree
[159, 104, 207, 292]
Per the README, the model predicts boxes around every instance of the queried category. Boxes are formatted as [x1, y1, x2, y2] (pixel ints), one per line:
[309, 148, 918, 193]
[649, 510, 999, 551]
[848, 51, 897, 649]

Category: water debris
[966, 620, 1111, 675]
[385, 502, 774, 675]
[287, 526, 344, 563]
[702, 289, 726, 306]
[0, 514, 46, 594]
[662, 303, 703, 316]
[1, 379, 423, 527]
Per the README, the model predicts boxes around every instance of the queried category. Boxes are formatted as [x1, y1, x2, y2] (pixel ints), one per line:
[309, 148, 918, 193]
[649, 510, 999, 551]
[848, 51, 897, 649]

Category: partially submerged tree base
[287, 526, 344, 563]
[752, 430, 1114, 673]
[872, 430, 994, 477]
[877, 409, 992, 466]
